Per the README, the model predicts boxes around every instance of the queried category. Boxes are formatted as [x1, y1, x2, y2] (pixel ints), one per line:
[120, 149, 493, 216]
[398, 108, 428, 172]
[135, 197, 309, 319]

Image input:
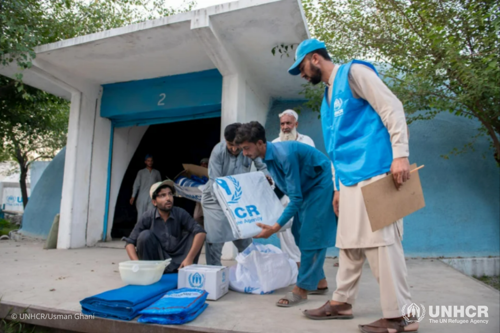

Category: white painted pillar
[221, 74, 247, 133]
[191, 8, 272, 258]
[86, 91, 113, 246]
[58, 91, 99, 249]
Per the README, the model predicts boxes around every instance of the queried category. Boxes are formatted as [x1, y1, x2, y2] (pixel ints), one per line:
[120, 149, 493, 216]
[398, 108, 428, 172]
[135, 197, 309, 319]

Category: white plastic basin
[119, 259, 171, 285]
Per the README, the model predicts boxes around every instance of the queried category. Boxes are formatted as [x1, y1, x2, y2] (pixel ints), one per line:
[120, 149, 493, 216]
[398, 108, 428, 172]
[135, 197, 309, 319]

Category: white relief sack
[213, 171, 284, 239]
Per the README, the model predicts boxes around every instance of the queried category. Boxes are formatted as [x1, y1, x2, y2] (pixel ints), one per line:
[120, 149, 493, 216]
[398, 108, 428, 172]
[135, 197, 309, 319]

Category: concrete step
[0, 301, 240, 333]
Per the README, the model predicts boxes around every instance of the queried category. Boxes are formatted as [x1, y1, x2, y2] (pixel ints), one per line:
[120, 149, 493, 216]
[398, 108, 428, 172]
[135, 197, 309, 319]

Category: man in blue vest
[288, 39, 418, 333]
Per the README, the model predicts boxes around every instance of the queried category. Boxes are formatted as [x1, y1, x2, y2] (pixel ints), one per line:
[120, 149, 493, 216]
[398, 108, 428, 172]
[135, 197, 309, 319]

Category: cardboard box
[173, 164, 209, 203]
[178, 264, 229, 300]
[174, 164, 209, 179]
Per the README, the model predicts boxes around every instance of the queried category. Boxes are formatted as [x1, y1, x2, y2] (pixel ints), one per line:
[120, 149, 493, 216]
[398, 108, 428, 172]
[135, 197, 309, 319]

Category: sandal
[303, 301, 354, 320]
[308, 287, 329, 295]
[358, 317, 418, 333]
[276, 292, 307, 307]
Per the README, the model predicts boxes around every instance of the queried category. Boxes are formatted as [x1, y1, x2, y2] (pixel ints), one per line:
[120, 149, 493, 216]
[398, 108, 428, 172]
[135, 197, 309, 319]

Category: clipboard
[361, 164, 425, 232]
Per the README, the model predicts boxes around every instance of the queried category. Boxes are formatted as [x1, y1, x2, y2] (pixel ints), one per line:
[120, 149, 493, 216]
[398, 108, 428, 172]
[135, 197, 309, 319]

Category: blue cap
[288, 39, 327, 75]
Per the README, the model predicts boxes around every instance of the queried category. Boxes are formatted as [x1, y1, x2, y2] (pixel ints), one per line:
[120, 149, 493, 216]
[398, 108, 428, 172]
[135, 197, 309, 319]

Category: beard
[279, 127, 298, 142]
[226, 146, 241, 156]
[309, 63, 322, 85]
[158, 202, 173, 213]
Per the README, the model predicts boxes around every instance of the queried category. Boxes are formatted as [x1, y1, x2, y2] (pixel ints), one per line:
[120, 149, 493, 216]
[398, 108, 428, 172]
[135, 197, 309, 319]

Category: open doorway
[111, 117, 221, 239]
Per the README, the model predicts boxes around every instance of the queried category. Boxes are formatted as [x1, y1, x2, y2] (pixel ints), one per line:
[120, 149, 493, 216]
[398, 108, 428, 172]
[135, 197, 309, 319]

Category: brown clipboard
[361, 164, 425, 232]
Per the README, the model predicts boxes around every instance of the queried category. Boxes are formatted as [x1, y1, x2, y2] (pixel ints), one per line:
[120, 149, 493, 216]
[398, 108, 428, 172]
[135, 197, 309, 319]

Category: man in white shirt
[272, 110, 315, 267]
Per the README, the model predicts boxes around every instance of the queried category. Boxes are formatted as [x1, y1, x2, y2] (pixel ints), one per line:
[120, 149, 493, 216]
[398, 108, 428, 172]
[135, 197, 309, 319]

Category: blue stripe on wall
[264, 100, 499, 258]
[101, 69, 222, 122]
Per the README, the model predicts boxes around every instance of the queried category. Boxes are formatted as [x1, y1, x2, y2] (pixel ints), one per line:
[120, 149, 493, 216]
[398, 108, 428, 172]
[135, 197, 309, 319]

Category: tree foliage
[1, 0, 195, 71]
[0, 0, 195, 207]
[0, 84, 69, 208]
[301, 0, 500, 162]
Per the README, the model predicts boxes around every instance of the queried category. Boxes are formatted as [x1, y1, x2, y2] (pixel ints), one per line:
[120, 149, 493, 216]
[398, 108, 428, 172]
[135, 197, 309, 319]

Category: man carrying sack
[288, 39, 418, 333]
[202, 123, 269, 266]
[235, 121, 337, 308]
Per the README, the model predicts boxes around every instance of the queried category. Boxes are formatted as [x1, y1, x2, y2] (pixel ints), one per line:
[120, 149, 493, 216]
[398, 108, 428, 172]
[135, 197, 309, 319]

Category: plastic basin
[119, 259, 171, 285]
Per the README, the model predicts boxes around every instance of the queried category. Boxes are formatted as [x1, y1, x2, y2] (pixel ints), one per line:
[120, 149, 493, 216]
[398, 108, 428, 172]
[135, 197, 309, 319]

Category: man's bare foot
[277, 285, 307, 305]
[359, 317, 419, 333]
[329, 300, 353, 315]
[317, 278, 328, 289]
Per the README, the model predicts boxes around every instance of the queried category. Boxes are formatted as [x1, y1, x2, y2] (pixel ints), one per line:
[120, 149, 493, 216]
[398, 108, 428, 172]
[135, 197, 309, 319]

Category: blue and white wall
[21, 149, 66, 238]
[21, 96, 499, 257]
[263, 100, 500, 257]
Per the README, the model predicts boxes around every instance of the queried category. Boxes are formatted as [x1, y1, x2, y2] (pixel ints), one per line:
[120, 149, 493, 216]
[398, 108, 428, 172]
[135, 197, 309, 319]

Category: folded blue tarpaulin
[138, 288, 208, 325]
[80, 274, 178, 321]
[138, 303, 208, 325]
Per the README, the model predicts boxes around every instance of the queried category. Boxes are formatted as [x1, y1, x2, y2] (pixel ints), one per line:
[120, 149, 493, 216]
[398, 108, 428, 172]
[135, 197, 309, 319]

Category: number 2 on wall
[158, 93, 166, 106]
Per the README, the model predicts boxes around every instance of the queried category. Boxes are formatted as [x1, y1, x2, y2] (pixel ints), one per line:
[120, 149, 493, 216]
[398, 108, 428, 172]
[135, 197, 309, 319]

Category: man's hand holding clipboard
[361, 163, 426, 232]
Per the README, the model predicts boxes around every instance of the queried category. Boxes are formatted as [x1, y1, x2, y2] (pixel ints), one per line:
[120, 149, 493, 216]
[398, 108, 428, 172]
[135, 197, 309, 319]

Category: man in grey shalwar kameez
[130, 155, 162, 221]
[202, 123, 269, 266]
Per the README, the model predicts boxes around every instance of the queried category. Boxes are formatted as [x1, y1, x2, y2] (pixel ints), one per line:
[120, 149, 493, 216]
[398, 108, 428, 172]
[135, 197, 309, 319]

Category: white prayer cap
[278, 109, 299, 121]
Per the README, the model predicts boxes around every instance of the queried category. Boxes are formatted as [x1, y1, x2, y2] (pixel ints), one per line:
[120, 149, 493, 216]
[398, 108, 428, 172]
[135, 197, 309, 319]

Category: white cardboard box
[178, 264, 229, 300]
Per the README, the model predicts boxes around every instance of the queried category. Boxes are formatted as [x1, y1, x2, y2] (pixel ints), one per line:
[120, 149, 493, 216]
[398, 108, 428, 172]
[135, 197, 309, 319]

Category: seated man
[123, 180, 206, 273]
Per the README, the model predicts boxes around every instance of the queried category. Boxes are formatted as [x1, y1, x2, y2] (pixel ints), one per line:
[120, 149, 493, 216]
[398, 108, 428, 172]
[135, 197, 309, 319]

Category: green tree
[0, 0, 195, 208]
[0, 84, 69, 208]
[300, 0, 500, 163]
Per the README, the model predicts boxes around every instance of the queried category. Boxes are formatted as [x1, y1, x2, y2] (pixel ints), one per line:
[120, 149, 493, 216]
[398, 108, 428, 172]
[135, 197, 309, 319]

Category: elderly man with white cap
[273, 110, 315, 147]
[272, 109, 315, 266]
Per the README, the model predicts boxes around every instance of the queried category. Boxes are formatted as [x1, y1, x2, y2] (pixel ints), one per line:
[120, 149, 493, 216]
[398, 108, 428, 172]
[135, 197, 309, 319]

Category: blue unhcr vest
[321, 59, 392, 189]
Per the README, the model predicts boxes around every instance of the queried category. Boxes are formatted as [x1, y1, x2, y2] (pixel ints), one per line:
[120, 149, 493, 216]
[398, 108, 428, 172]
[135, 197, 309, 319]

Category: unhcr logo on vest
[334, 98, 344, 117]
[188, 272, 205, 288]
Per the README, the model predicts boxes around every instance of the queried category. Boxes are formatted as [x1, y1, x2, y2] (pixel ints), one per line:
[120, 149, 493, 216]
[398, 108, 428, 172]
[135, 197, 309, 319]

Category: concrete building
[1, 0, 310, 248]
[1, 0, 498, 257]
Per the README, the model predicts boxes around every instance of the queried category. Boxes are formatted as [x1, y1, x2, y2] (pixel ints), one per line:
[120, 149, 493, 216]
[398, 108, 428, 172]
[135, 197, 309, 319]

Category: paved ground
[0, 240, 498, 333]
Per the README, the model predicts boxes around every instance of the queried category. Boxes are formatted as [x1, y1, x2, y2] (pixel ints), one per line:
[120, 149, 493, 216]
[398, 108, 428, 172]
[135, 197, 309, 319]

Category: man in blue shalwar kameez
[235, 121, 337, 308]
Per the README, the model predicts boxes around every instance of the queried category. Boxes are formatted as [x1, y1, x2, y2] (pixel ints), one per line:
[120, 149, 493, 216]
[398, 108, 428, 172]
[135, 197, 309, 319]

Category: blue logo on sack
[216, 176, 242, 204]
[188, 272, 205, 288]
[244, 287, 258, 294]
[216, 179, 232, 195]
[227, 176, 242, 204]
[222, 271, 226, 283]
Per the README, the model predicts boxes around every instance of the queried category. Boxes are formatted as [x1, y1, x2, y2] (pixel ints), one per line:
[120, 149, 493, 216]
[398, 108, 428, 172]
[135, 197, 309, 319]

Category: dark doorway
[111, 117, 221, 239]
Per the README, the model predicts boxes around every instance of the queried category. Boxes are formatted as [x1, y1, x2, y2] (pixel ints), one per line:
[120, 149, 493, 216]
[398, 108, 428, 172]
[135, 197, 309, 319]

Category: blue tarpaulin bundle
[80, 274, 178, 320]
[138, 288, 209, 325]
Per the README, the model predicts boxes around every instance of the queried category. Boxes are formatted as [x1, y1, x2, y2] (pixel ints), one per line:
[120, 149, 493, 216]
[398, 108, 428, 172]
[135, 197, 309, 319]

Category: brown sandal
[303, 301, 353, 320]
[358, 317, 418, 333]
